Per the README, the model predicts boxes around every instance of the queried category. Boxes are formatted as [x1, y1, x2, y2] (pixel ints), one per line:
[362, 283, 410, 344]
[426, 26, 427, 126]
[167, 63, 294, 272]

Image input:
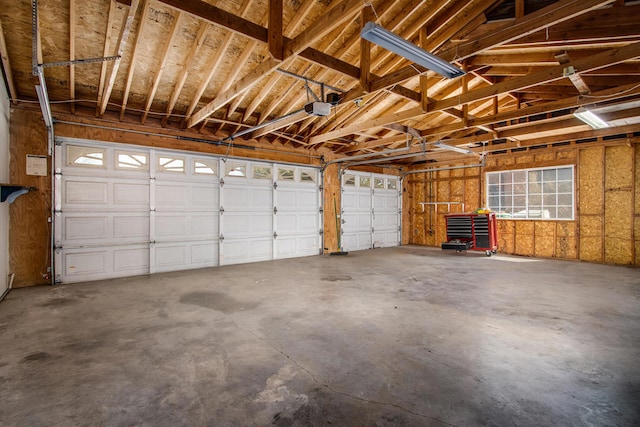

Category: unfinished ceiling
[1, 0, 639, 165]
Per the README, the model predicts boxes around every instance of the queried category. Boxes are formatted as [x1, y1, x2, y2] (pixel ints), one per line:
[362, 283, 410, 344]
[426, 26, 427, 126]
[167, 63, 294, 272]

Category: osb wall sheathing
[9, 109, 52, 287]
[603, 145, 634, 264]
[406, 142, 638, 266]
[403, 165, 480, 248]
[636, 144, 640, 266]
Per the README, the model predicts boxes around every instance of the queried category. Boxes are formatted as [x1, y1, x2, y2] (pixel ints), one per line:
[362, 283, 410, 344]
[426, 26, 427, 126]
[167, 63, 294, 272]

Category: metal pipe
[400, 158, 485, 178]
[54, 120, 323, 160]
[344, 150, 426, 167]
[276, 68, 344, 93]
[322, 135, 417, 171]
[225, 108, 306, 141]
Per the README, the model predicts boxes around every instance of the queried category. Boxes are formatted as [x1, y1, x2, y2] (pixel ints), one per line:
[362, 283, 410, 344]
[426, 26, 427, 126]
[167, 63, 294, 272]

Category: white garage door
[54, 139, 321, 283]
[341, 171, 400, 251]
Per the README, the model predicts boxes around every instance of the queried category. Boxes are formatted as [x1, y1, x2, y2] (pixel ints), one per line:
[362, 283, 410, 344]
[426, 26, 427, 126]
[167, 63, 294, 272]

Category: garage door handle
[273, 206, 278, 215]
[273, 231, 278, 239]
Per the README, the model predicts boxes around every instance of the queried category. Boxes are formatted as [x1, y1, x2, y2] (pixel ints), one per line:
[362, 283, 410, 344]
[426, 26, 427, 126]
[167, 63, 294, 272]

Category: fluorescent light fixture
[360, 22, 465, 79]
[574, 106, 609, 129]
[35, 84, 53, 128]
[434, 142, 475, 155]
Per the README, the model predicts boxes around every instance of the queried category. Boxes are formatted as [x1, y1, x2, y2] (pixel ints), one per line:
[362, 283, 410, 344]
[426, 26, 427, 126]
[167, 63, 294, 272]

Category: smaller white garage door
[341, 171, 400, 251]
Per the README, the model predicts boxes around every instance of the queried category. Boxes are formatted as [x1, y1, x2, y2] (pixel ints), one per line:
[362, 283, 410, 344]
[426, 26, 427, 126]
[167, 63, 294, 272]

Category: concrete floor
[0, 246, 638, 426]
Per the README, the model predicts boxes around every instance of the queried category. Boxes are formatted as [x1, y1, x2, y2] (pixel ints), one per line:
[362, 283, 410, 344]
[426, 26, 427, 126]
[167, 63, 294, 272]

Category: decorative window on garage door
[116, 151, 148, 171]
[486, 166, 574, 220]
[67, 145, 105, 168]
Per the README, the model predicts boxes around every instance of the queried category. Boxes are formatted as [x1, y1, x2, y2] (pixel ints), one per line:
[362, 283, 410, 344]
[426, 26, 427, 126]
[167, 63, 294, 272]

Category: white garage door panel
[190, 214, 219, 237]
[114, 247, 150, 271]
[63, 246, 149, 282]
[154, 213, 219, 240]
[191, 243, 219, 264]
[192, 186, 219, 208]
[64, 251, 108, 276]
[224, 186, 272, 210]
[64, 181, 108, 204]
[114, 182, 149, 206]
[222, 238, 272, 264]
[342, 172, 400, 251]
[224, 212, 272, 235]
[65, 216, 108, 240]
[56, 140, 321, 281]
[155, 215, 188, 237]
[64, 213, 149, 245]
[155, 184, 189, 206]
[114, 216, 150, 239]
[154, 245, 187, 267]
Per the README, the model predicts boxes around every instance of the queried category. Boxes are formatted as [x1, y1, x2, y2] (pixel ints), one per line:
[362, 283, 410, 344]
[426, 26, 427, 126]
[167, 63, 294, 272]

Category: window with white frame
[225, 161, 246, 177]
[116, 151, 148, 171]
[157, 156, 185, 173]
[486, 166, 574, 220]
[252, 165, 272, 180]
[300, 169, 317, 183]
[67, 145, 105, 168]
[194, 158, 217, 175]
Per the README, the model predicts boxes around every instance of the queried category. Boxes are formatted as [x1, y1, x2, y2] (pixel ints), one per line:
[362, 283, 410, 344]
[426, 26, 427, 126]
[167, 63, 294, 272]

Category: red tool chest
[441, 213, 498, 256]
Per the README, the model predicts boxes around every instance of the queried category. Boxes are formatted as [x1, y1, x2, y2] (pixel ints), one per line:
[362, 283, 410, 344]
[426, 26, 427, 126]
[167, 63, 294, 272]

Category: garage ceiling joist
[1, 0, 638, 165]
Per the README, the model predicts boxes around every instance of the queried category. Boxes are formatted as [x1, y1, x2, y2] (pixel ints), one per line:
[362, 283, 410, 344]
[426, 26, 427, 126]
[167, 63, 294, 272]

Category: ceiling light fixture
[360, 22, 466, 79]
[573, 106, 609, 129]
[434, 142, 475, 155]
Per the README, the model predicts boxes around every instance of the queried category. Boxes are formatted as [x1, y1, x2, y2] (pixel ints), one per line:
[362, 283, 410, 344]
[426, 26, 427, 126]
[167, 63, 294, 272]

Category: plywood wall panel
[402, 177, 412, 245]
[323, 164, 341, 253]
[497, 220, 515, 254]
[557, 149, 576, 161]
[514, 221, 534, 256]
[9, 109, 51, 287]
[436, 180, 449, 247]
[464, 177, 480, 212]
[516, 154, 534, 165]
[534, 152, 555, 162]
[603, 145, 634, 264]
[580, 215, 603, 263]
[556, 221, 577, 259]
[578, 146, 604, 215]
[534, 222, 555, 258]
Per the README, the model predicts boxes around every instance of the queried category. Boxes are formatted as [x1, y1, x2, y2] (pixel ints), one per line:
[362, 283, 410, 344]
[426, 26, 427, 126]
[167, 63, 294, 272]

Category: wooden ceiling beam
[367, 0, 615, 95]
[236, 0, 320, 116]
[157, 0, 267, 43]
[69, 0, 76, 112]
[0, 17, 17, 103]
[248, 109, 309, 139]
[140, 11, 182, 124]
[99, 0, 140, 117]
[508, 4, 640, 47]
[95, 0, 118, 116]
[187, 0, 366, 128]
[430, 42, 640, 113]
[120, 0, 151, 121]
[162, 22, 209, 127]
[269, 0, 284, 60]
